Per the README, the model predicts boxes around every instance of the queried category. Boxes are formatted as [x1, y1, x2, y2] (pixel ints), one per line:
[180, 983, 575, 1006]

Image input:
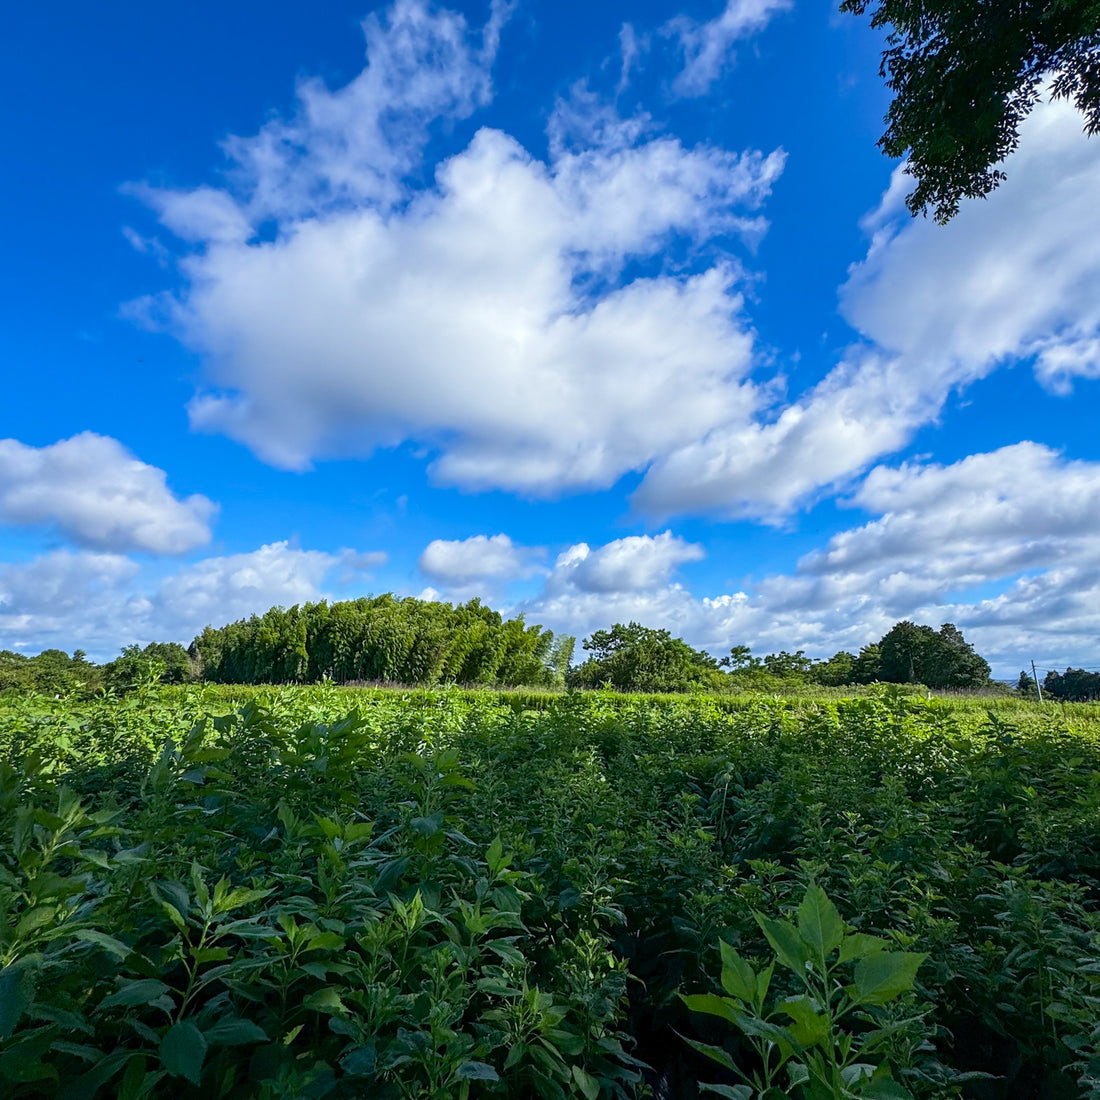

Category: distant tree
[571, 622, 724, 693]
[722, 645, 760, 671]
[104, 642, 193, 693]
[841, 0, 1100, 221]
[850, 644, 883, 684]
[1016, 669, 1037, 697]
[879, 622, 929, 683]
[0, 650, 33, 693]
[762, 650, 813, 679]
[810, 650, 857, 687]
[878, 621, 990, 688]
[1044, 667, 1100, 701]
[928, 623, 992, 688]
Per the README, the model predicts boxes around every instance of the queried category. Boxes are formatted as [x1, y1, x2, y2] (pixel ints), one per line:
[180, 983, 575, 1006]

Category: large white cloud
[0, 433, 217, 554]
[130, 0, 783, 495]
[634, 95, 1100, 518]
[131, 2, 1100, 526]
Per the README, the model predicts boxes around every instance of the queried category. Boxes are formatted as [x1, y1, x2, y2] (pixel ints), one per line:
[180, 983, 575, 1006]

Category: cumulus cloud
[129, 0, 783, 495]
[665, 0, 792, 97]
[547, 531, 704, 594]
[0, 433, 217, 554]
[419, 533, 542, 583]
[131, 2, 1099, 526]
[780, 444, 1100, 670]
[634, 94, 1100, 518]
[0, 541, 379, 658]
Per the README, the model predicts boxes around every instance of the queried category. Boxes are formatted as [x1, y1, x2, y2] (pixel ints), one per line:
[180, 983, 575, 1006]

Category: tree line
[0, 597, 1020, 697]
[569, 618, 992, 693]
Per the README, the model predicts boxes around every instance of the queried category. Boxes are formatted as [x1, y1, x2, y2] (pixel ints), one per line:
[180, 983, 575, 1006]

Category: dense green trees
[877, 621, 991, 688]
[190, 596, 573, 688]
[725, 622, 990, 691]
[1043, 667, 1100, 701]
[0, 648, 102, 695]
[102, 643, 194, 692]
[841, 0, 1100, 221]
[569, 622, 726, 693]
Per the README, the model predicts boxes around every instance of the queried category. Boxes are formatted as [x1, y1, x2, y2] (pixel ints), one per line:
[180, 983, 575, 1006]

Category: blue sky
[3, 0, 1100, 678]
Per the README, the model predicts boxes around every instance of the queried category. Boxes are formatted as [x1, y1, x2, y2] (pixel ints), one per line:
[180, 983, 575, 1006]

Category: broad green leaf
[787, 1061, 810, 1087]
[781, 995, 829, 1047]
[99, 979, 172, 1010]
[190, 947, 230, 965]
[203, 1017, 267, 1046]
[754, 914, 811, 975]
[0, 965, 36, 1040]
[839, 933, 891, 963]
[217, 887, 272, 914]
[341, 1045, 377, 1076]
[305, 932, 345, 952]
[842, 1063, 876, 1086]
[303, 988, 347, 1015]
[117, 1055, 150, 1100]
[459, 1061, 501, 1082]
[150, 882, 190, 924]
[700, 1085, 753, 1100]
[851, 952, 926, 1005]
[681, 1038, 737, 1072]
[410, 812, 444, 837]
[15, 906, 57, 939]
[719, 941, 756, 1002]
[797, 885, 844, 956]
[74, 930, 133, 960]
[189, 863, 210, 909]
[159, 1021, 207, 1086]
[681, 993, 739, 1023]
[487, 835, 505, 873]
[859, 1075, 914, 1099]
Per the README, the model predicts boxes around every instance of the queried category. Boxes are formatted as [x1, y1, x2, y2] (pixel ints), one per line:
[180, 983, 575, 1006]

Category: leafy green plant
[682, 884, 926, 1100]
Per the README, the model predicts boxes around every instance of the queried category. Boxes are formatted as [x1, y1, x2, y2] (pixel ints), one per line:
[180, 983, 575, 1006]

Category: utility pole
[1031, 660, 1043, 703]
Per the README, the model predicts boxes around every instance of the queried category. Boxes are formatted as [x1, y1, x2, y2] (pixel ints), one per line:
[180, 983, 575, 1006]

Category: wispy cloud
[664, 0, 792, 98]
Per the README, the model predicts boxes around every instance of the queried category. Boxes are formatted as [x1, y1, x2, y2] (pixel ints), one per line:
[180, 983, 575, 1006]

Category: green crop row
[0, 686, 1098, 1099]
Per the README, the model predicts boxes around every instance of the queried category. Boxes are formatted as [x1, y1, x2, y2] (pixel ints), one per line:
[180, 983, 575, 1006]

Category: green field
[1, 685, 1098, 1099]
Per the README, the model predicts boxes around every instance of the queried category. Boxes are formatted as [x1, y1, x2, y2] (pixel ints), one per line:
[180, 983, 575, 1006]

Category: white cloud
[0, 541, 380, 659]
[131, 4, 1099, 529]
[842, 99, 1100, 379]
[547, 531, 704, 594]
[0, 433, 217, 554]
[130, 0, 783, 496]
[617, 23, 644, 95]
[1033, 336, 1100, 395]
[166, 126, 781, 491]
[156, 542, 343, 633]
[419, 533, 542, 583]
[664, 0, 792, 97]
[633, 94, 1100, 518]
